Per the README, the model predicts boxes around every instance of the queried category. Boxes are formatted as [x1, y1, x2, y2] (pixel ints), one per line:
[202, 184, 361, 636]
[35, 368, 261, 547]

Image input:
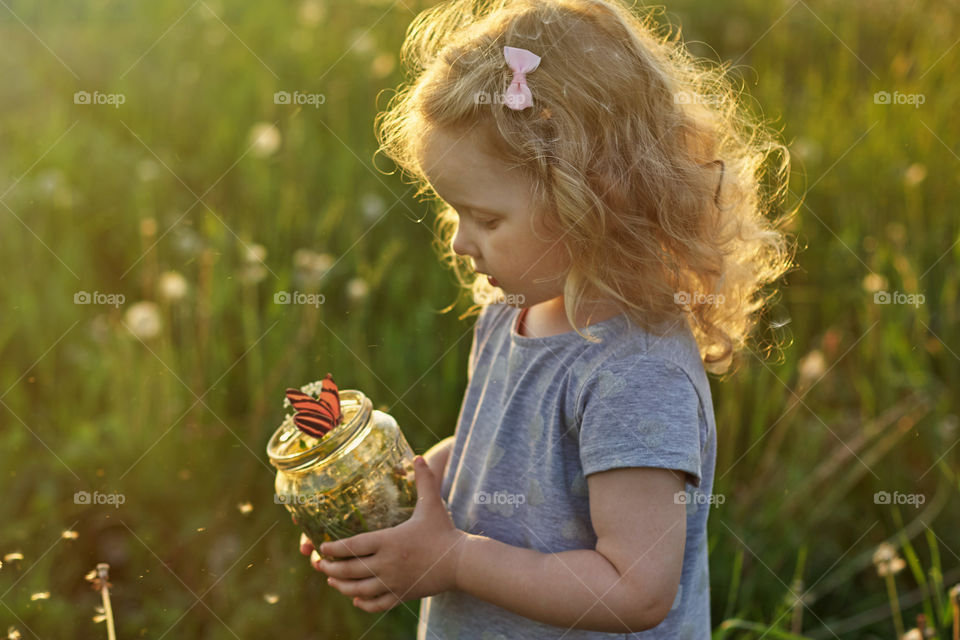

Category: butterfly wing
[318, 373, 342, 427]
[285, 388, 330, 414]
[293, 409, 336, 438]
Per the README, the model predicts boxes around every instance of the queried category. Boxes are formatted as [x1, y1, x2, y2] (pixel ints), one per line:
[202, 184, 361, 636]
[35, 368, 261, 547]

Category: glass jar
[266, 389, 418, 560]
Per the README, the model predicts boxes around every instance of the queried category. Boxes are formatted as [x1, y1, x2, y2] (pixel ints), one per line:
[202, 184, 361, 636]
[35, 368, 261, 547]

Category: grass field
[1, 0, 958, 638]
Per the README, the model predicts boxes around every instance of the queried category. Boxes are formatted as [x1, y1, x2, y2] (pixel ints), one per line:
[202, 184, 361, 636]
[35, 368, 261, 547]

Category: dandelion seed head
[297, 0, 325, 27]
[158, 271, 189, 302]
[371, 54, 396, 79]
[124, 301, 163, 340]
[360, 193, 386, 223]
[293, 249, 334, 288]
[346, 277, 369, 303]
[349, 30, 375, 57]
[244, 244, 268, 264]
[873, 542, 906, 576]
[798, 350, 827, 386]
[248, 123, 282, 158]
[882, 557, 906, 576]
[903, 163, 927, 188]
[172, 226, 204, 257]
[872, 542, 896, 565]
[791, 137, 823, 165]
[862, 273, 888, 293]
[239, 263, 268, 285]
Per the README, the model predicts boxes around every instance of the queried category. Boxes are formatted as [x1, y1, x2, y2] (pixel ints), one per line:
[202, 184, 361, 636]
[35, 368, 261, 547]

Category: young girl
[301, 0, 795, 637]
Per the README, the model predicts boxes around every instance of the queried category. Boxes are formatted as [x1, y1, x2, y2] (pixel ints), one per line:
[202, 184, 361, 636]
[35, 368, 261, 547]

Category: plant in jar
[266, 374, 418, 556]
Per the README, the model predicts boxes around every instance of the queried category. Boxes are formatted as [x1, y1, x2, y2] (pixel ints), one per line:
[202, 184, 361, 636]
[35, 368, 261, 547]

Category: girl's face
[418, 125, 569, 308]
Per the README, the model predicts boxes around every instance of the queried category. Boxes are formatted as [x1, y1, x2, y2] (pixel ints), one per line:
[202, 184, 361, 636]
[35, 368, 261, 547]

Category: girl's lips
[487, 275, 499, 287]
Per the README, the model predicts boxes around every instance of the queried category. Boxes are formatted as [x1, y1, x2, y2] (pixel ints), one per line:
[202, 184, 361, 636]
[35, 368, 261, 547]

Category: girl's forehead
[420, 127, 491, 173]
[420, 127, 508, 191]
[417, 125, 539, 216]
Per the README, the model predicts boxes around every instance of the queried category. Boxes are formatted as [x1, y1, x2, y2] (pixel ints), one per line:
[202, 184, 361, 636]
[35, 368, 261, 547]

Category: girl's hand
[302, 456, 466, 613]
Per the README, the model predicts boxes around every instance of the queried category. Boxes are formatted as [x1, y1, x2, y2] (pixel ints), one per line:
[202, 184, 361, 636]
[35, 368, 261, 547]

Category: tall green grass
[0, 0, 957, 638]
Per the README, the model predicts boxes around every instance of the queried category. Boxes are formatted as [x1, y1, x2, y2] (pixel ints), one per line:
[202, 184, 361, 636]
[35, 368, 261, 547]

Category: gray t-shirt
[417, 302, 717, 639]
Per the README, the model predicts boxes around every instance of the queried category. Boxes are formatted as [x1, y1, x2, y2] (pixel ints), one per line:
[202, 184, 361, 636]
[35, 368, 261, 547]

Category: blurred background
[1, 0, 957, 638]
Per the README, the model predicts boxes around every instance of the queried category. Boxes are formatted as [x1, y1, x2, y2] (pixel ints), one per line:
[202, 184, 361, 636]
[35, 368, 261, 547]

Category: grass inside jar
[299, 449, 418, 556]
[278, 381, 419, 557]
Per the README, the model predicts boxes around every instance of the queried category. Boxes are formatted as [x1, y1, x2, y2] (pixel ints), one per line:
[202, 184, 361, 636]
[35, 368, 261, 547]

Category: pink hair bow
[503, 46, 541, 111]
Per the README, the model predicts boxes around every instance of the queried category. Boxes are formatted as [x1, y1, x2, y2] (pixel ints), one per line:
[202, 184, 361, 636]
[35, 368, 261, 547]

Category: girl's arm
[451, 467, 686, 633]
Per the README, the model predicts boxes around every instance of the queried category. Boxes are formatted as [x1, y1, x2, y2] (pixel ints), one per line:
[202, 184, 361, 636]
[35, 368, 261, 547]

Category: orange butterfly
[284, 373, 342, 438]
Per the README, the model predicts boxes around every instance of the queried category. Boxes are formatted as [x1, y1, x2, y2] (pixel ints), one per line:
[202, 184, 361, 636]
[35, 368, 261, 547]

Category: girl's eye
[476, 218, 499, 229]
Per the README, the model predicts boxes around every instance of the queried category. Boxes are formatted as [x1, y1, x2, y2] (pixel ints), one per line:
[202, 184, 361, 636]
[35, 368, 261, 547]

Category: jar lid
[266, 389, 371, 470]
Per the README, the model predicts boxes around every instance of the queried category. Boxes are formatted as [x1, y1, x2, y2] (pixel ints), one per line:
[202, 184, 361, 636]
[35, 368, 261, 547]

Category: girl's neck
[518, 296, 622, 338]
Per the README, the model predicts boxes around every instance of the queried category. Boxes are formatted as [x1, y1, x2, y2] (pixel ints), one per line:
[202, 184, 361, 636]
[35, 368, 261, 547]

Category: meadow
[0, 0, 957, 638]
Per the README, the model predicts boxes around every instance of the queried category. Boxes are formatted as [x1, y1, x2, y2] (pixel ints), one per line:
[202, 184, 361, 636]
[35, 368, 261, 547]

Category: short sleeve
[577, 356, 703, 488]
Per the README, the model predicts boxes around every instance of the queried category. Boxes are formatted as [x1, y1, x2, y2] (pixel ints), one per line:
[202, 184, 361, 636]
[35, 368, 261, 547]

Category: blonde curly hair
[375, 0, 798, 375]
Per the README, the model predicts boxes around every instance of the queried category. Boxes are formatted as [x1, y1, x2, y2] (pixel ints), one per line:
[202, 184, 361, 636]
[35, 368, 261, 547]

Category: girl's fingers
[327, 576, 388, 600]
[319, 531, 381, 559]
[299, 533, 314, 556]
[353, 592, 400, 613]
[310, 549, 324, 572]
[316, 555, 377, 580]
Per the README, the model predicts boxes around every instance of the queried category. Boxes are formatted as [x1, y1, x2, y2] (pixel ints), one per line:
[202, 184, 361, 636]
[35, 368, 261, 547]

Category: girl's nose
[452, 225, 477, 259]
